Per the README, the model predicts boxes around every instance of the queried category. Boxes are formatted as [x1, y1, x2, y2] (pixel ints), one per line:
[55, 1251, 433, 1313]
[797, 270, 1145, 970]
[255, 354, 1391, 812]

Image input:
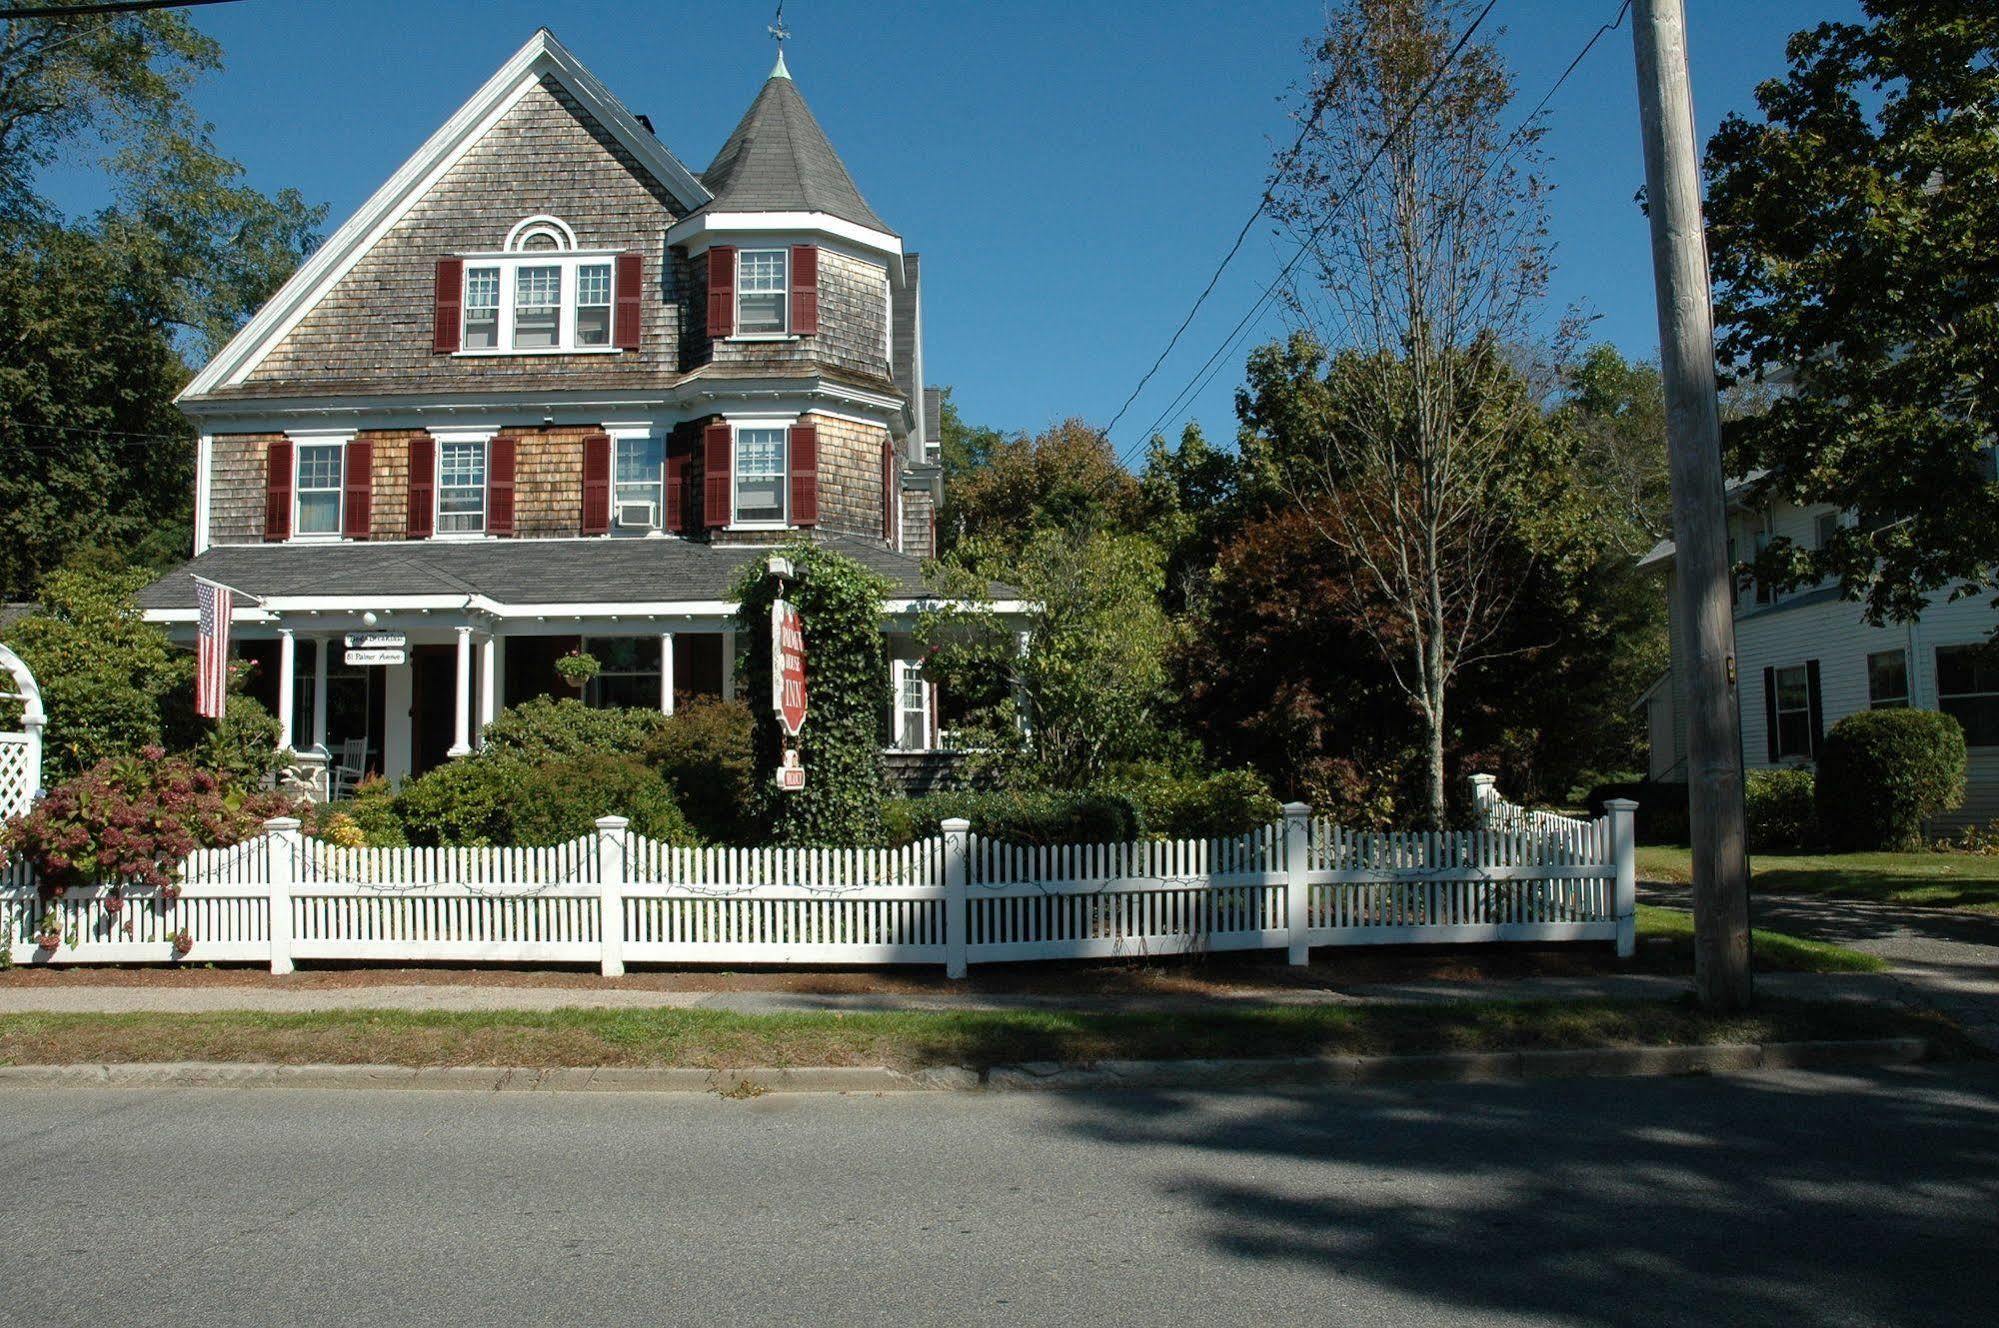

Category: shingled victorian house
[138, 30, 978, 788]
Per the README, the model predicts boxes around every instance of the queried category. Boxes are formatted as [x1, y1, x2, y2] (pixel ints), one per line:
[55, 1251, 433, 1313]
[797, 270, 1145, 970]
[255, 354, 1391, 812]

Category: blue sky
[52, 0, 1862, 454]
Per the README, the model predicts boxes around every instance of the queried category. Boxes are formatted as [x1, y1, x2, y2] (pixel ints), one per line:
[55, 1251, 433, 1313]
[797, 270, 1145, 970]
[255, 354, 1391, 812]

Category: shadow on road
[1049, 1066, 1999, 1328]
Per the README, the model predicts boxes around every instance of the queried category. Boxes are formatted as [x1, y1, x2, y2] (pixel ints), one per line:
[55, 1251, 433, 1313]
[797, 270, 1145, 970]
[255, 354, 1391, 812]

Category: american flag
[194, 577, 233, 720]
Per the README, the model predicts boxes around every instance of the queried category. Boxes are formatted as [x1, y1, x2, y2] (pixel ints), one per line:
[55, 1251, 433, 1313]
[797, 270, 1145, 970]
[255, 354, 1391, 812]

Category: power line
[0, 0, 239, 18]
[1118, 0, 1633, 463]
[1114, 0, 1503, 460]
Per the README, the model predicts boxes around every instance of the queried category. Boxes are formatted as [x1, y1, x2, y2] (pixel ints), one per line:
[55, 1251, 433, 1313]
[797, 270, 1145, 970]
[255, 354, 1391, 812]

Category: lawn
[1634, 904, 1887, 973]
[1638, 845, 1999, 912]
[0, 999, 1964, 1071]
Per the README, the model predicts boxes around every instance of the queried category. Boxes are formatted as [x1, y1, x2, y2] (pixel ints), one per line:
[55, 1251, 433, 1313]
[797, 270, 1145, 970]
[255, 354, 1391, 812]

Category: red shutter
[342, 439, 373, 540]
[703, 423, 732, 528]
[433, 258, 463, 353]
[488, 436, 517, 537]
[706, 246, 735, 340]
[881, 439, 896, 544]
[407, 434, 436, 539]
[789, 423, 819, 528]
[581, 433, 611, 535]
[665, 449, 687, 533]
[613, 252, 643, 349]
[264, 439, 293, 542]
[789, 244, 819, 335]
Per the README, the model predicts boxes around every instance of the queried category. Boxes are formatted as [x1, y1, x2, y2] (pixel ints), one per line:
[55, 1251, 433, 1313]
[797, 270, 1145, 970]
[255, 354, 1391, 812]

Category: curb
[0, 1038, 1931, 1095]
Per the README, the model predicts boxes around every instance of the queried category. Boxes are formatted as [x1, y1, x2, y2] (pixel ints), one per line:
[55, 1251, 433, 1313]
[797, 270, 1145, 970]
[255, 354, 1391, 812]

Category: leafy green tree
[921, 529, 1174, 789]
[940, 419, 1145, 561]
[1136, 422, 1245, 613]
[1704, 0, 1999, 622]
[734, 542, 893, 846]
[1558, 345, 1672, 554]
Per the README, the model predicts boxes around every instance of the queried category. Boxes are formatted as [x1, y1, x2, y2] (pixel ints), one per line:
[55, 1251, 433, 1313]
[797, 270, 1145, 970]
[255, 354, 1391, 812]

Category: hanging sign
[772, 599, 807, 737]
[344, 632, 406, 650]
[775, 747, 806, 792]
[344, 648, 405, 667]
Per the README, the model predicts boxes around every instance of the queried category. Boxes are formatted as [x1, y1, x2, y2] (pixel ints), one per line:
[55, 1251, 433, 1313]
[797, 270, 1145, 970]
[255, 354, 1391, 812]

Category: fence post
[596, 815, 629, 978]
[1607, 798, 1638, 958]
[1468, 773, 1497, 823]
[941, 818, 970, 980]
[1283, 802, 1312, 965]
[264, 816, 300, 976]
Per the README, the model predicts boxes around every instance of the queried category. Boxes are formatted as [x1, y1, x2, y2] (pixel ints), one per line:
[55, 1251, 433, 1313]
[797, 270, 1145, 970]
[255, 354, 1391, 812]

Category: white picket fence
[1, 777, 1637, 974]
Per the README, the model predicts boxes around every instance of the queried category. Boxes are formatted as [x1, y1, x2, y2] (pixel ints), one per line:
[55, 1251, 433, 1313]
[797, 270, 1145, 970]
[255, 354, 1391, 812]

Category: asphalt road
[3, 1067, 1996, 1327]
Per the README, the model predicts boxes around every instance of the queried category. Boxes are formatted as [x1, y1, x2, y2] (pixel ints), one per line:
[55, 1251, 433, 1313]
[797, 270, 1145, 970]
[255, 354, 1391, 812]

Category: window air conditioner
[616, 500, 659, 530]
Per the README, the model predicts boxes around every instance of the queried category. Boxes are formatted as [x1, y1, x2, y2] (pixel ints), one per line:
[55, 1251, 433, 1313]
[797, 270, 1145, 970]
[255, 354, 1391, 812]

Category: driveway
[2, 1067, 1995, 1327]
[1640, 881, 1999, 1047]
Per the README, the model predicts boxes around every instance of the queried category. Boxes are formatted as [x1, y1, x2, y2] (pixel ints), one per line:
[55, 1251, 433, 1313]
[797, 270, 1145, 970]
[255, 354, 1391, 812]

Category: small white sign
[344, 648, 406, 667]
[344, 632, 407, 650]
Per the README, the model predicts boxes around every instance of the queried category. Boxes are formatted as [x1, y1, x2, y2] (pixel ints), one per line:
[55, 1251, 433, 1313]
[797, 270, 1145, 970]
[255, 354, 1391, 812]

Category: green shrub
[1109, 764, 1283, 839]
[479, 696, 666, 762]
[184, 694, 287, 787]
[1587, 781, 1690, 845]
[393, 753, 695, 847]
[339, 774, 407, 846]
[1745, 767, 1817, 852]
[1815, 709, 1967, 851]
[883, 790, 1144, 847]
[641, 697, 757, 843]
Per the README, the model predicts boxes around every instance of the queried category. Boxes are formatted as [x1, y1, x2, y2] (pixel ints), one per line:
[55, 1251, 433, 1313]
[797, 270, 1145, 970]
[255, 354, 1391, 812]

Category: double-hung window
[437, 441, 487, 535]
[463, 267, 501, 349]
[1772, 664, 1814, 760]
[1868, 650, 1909, 709]
[575, 262, 612, 347]
[513, 265, 562, 349]
[896, 661, 931, 751]
[294, 443, 344, 537]
[614, 436, 664, 532]
[583, 636, 662, 710]
[1937, 645, 1999, 746]
[734, 427, 786, 524]
[736, 249, 788, 334]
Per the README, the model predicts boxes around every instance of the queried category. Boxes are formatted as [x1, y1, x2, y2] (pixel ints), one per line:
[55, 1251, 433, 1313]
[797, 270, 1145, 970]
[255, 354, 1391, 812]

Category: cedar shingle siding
[803, 412, 892, 542]
[235, 77, 688, 396]
[699, 248, 891, 386]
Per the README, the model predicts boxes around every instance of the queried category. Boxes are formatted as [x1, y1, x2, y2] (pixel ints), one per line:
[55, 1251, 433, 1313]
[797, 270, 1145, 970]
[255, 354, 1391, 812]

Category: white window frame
[434, 434, 490, 538]
[893, 658, 933, 752]
[1867, 649, 1909, 710]
[733, 247, 790, 338]
[1772, 663, 1813, 760]
[729, 417, 792, 530]
[454, 249, 622, 356]
[612, 430, 665, 536]
[290, 433, 349, 541]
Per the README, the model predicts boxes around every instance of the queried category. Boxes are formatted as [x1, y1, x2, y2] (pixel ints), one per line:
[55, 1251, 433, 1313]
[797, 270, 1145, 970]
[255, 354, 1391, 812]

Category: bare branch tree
[1268, 0, 1574, 825]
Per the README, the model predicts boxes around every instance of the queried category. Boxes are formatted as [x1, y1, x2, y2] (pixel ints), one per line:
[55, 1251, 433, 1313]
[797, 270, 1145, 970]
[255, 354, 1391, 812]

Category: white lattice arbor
[0, 644, 45, 823]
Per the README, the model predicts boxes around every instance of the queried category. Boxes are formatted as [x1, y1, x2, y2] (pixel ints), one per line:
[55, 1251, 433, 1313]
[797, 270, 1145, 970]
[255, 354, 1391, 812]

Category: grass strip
[1635, 905, 1888, 973]
[0, 999, 1971, 1072]
[1637, 845, 1999, 912]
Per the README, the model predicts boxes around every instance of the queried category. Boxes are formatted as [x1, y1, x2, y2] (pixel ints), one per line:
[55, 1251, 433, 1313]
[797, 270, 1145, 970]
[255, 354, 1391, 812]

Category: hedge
[1744, 767, 1816, 852]
[392, 752, 696, 848]
[883, 790, 1144, 848]
[1814, 709, 1966, 851]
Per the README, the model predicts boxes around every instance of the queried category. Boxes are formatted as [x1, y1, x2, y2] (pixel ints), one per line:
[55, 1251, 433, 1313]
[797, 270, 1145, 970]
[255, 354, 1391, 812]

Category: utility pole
[1632, 0, 1752, 1012]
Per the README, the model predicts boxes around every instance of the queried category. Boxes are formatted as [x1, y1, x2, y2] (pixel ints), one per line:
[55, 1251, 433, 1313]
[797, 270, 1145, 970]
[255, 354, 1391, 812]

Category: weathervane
[768, 2, 789, 49]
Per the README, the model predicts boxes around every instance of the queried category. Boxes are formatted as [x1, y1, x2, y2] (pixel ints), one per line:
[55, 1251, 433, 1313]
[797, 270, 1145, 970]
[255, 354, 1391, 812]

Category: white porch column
[276, 629, 297, 751]
[659, 632, 676, 715]
[477, 632, 498, 745]
[720, 628, 736, 701]
[310, 637, 330, 756]
[449, 625, 473, 758]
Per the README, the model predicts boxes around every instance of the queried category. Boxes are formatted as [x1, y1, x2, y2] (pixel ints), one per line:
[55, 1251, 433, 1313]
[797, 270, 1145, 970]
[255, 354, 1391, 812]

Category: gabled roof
[179, 29, 710, 401]
[699, 60, 893, 234]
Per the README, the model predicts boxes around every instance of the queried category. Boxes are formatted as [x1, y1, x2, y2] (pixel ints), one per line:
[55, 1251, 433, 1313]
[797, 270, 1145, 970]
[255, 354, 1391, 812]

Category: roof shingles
[699, 73, 892, 234]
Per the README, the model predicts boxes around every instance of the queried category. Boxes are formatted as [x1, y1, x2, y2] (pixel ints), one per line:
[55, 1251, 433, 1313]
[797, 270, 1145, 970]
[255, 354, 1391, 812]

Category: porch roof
[138, 536, 989, 614]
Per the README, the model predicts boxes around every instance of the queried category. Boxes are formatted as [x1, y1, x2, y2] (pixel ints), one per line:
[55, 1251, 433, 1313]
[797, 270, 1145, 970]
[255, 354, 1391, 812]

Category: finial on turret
[768, 3, 791, 80]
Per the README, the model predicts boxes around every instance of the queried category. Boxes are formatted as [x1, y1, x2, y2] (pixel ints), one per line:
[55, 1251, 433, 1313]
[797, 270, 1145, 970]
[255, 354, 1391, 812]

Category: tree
[1136, 422, 1245, 613]
[920, 530, 1174, 789]
[0, 8, 324, 594]
[1558, 345, 1672, 554]
[1704, 0, 1999, 623]
[940, 419, 1144, 560]
[1265, 0, 1572, 825]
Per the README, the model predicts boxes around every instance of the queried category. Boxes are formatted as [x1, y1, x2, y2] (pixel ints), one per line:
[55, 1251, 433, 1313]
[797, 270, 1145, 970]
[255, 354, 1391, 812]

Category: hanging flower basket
[34, 930, 60, 952]
[555, 648, 600, 692]
[171, 928, 193, 959]
[34, 910, 61, 952]
[102, 891, 125, 917]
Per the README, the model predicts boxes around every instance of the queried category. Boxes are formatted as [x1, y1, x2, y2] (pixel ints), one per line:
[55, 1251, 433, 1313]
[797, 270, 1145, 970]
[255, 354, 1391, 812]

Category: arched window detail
[504, 214, 578, 253]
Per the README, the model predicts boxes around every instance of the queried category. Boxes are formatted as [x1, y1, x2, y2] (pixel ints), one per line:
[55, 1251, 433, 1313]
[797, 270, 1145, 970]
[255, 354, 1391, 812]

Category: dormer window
[433, 216, 640, 356]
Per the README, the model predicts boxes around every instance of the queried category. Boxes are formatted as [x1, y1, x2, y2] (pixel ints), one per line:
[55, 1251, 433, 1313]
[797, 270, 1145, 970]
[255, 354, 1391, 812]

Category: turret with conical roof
[697, 57, 894, 235]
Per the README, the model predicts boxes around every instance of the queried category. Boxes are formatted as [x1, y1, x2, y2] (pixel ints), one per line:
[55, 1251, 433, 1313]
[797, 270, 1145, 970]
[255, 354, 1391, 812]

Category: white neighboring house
[1639, 473, 1999, 831]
